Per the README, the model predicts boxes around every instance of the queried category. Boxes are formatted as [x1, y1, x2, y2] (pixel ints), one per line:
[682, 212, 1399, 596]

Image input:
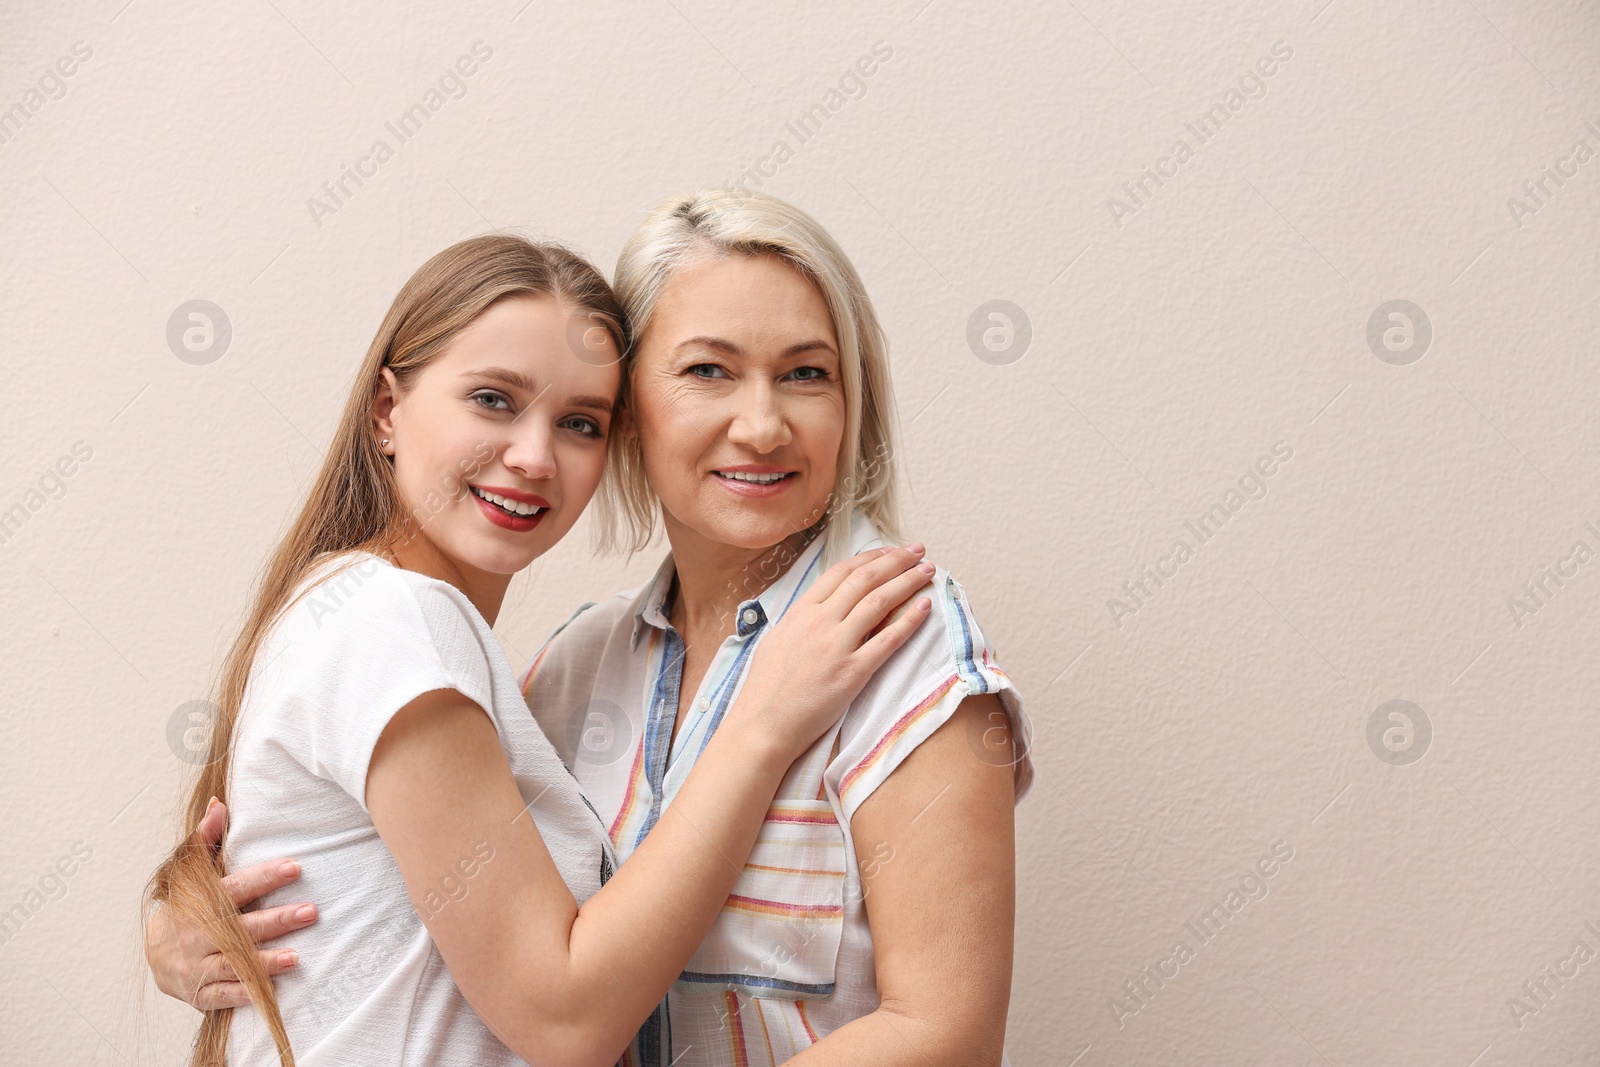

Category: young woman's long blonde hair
[145, 234, 627, 1067]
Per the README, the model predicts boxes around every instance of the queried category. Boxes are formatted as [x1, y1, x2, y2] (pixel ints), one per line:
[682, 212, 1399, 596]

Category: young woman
[146, 232, 936, 1066]
[150, 191, 1031, 1065]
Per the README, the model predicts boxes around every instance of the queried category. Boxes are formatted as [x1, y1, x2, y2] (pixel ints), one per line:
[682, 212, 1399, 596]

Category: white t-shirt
[225, 552, 617, 1067]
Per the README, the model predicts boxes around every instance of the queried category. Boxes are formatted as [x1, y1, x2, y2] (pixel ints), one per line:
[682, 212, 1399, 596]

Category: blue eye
[786, 366, 827, 382]
[687, 363, 729, 379]
[562, 416, 605, 439]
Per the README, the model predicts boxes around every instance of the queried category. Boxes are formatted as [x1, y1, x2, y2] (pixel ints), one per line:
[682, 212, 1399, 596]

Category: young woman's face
[627, 253, 845, 553]
[376, 294, 620, 577]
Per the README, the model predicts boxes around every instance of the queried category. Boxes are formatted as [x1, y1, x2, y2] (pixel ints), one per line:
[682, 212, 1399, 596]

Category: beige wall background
[2, 0, 1597, 1063]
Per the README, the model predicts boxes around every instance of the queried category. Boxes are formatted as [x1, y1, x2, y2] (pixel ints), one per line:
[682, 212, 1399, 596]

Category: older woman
[148, 190, 1031, 1066]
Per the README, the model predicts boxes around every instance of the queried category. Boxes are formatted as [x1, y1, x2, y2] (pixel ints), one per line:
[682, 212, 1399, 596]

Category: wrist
[720, 681, 800, 772]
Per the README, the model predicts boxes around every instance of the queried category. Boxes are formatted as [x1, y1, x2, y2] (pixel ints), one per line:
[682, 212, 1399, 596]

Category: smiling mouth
[470, 485, 546, 518]
[713, 470, 795, 485]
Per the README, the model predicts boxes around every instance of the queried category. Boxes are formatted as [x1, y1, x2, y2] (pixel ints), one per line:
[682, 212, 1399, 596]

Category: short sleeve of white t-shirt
[254, 553, 499, 808]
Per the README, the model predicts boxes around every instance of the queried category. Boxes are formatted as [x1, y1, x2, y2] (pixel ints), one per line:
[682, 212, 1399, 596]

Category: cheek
[634, 396, 704, 485]
[560, 442, 610, 501]
[583, 445, 610, 492]
[638, 443, 695, 513]
[391, 448, 438, 511]
[801, 403, 846, 474]
[394, 409, 485, 514]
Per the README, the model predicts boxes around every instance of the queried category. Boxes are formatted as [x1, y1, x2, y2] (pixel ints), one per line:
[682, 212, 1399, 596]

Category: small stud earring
[380, 438, 390, 448]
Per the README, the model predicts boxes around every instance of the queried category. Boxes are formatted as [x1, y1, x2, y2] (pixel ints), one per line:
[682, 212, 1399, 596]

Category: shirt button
[741, 608, 759, 625]
[697, 697, 710, 711]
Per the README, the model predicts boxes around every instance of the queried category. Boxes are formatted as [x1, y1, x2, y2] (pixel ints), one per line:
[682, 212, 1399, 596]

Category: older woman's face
[627, 253, 845, 552]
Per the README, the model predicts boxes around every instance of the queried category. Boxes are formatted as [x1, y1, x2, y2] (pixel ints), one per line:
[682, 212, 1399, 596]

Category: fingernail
[906, 542, 925, 554]
[206, 796, 219, 810]
[279, 950, 298, 967]
[917, 562, 935, 574]
[279, 860, 301, 878]
[294, 904, 316, 922]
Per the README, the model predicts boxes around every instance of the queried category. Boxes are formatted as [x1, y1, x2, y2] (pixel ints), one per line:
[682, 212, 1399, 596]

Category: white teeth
[472, 486, 544, 517]
[717, 471, 787, 485]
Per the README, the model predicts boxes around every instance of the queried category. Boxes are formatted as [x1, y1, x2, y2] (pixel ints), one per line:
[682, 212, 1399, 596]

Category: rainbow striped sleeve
[833, 571, 1029, 822]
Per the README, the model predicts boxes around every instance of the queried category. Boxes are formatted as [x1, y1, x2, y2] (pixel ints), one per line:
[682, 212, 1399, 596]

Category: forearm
[472, 705, 797, 1065]
[550, 713, 794, 1042]
[372, 691, 790, 1067]
[781, 1006, 1001, 1067]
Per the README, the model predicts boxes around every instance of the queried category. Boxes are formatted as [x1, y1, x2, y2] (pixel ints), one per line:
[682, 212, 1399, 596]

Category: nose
[725, 380, 792, 453]
[498, 422, 558, 483]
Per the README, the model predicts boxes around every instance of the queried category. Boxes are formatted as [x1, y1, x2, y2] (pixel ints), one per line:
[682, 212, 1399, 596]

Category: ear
[372, 367, 400, 454]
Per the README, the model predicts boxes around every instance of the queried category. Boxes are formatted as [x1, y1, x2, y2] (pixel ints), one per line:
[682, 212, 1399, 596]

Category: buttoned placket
[664, 599, 769, 777]
[631, 593, 776, 847]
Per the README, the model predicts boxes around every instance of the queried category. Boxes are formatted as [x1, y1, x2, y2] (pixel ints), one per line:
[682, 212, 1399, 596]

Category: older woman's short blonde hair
[596, 188, 902, 565]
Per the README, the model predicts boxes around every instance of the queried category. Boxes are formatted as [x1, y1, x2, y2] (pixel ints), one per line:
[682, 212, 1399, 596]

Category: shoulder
[831, 563, 1029, 819]
[833, 516, 1010, 700]
[857, 563, 1011, 709]
[277, 553, 406, 641]
[246, 554, 501, 805]
[518, 585, 640, 694]
[552, 586, 638, 644]
[268, 553, 492, 679]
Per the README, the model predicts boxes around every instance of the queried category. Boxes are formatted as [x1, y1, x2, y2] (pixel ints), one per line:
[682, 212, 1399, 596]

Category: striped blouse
[520, 513, 1031, 1066]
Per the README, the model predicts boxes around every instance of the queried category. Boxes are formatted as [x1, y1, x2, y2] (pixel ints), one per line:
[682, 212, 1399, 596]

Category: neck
[388, 529, 512, 625]
[662, 516, 820, 637]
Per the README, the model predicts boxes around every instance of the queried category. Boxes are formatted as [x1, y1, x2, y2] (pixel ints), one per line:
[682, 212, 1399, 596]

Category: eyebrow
[468, 367, 614, 413]
[470, 366, 540, 392]
[674, 336, 838, 359]
[568, 394, 616, 413]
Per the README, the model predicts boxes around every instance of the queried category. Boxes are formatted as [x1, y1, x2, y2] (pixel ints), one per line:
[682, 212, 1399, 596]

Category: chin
[697, 506, 826, 551]
[449, 529, 550, 577]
